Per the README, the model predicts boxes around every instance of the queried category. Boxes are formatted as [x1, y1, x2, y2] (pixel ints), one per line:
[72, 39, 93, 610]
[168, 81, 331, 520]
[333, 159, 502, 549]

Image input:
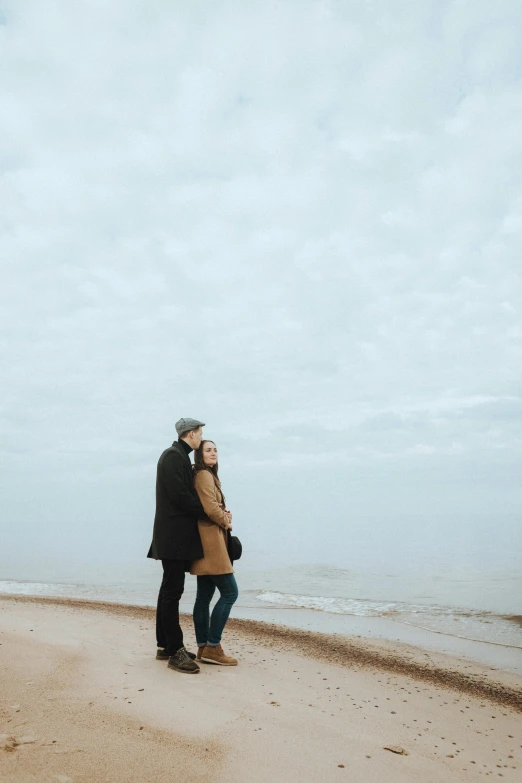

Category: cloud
[0, 1, 521, 567]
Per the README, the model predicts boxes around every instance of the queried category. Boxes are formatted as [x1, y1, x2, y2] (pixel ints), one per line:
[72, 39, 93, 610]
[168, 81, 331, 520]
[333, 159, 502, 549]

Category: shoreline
[2, 593, 521, 711]
[2, 576, 521, 675]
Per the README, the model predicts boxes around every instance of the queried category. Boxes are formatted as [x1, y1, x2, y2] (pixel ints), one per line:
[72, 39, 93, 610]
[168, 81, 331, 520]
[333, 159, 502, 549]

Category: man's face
[188, 427, 203, 449]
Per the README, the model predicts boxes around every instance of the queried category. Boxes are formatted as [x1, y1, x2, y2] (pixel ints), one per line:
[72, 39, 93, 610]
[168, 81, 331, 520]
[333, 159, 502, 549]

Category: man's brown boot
[200, 644, 238, 666]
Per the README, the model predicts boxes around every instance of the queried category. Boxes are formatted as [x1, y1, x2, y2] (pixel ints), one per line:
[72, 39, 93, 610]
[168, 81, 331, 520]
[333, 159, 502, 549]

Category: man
[148, 417, 206, 674]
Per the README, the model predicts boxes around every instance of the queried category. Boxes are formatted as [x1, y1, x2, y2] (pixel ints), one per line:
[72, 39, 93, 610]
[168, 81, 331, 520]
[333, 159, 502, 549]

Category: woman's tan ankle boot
[200, 644, 238, 666]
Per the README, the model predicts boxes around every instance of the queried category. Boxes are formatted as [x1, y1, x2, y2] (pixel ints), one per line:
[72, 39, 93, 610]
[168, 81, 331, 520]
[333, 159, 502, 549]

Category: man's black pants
[156, 559, 186, 654]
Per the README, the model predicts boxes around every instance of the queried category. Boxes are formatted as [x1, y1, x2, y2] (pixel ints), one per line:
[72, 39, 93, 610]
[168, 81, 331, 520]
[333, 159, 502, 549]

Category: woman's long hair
[194, 440, 226, 506]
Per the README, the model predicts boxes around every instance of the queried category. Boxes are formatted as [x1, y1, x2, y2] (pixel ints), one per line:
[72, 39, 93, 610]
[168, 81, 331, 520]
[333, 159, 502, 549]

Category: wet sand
[1, 594, 521, 782]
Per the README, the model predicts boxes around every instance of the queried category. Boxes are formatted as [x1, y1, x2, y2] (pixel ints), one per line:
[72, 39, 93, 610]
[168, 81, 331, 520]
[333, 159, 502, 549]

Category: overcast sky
[1, 1, 521, 578]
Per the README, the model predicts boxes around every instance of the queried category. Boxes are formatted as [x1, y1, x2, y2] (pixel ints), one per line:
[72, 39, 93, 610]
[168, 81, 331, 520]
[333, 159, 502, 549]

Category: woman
[191, 440, 239, 666]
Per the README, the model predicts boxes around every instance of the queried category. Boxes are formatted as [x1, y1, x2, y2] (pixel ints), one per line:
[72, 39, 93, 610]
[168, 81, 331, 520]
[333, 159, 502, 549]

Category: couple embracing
[147, 418, 239, 674]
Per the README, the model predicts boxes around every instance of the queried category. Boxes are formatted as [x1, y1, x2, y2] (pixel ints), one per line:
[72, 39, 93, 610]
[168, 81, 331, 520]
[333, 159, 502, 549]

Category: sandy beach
[1, 595, 521, 782]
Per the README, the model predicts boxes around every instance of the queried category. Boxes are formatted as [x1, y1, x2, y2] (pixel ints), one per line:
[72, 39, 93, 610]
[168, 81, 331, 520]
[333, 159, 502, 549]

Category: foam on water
[0, 580, 72, 596]
[255, 590, 522, 649]
[0, 579, 156, 606]
[255, 590, 478, 617]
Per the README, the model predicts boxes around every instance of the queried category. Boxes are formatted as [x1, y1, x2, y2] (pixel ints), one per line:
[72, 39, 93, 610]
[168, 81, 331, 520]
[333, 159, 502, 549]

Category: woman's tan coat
[190, 469, 233, 576]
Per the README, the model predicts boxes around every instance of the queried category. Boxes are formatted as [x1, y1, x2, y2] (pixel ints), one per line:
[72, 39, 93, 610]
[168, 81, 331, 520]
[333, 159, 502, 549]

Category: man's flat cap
[175, 417, 205, 436]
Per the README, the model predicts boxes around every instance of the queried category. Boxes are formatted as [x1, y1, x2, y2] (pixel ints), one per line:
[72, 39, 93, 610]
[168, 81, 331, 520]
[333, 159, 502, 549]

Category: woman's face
[202, 441, 218, 467]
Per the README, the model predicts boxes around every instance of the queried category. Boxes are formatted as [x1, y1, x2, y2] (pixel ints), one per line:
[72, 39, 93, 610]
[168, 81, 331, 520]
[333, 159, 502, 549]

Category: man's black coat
[147, 441, 205, 561]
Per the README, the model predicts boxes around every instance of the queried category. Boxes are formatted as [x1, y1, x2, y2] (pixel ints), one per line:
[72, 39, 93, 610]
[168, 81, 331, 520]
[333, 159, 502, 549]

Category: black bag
[227, 532, 242, 562]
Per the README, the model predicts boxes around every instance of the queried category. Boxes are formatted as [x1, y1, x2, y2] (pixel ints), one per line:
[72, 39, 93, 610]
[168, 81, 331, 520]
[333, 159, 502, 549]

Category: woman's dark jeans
[193, 573, 239, 647]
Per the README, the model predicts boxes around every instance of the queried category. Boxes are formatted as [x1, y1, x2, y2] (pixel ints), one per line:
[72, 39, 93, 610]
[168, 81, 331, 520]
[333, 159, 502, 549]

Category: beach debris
[15, 735, 37, 744]
[269, 701, 280, 706]
[1, 733, 37, 751]
[383, 745, 409, 755]
[0, 734, 17, 752]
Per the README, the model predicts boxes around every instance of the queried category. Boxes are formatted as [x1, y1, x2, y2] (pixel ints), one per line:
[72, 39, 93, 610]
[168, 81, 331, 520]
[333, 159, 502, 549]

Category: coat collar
[172, 440, 192, 461]
[178, 438, 193, 455]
